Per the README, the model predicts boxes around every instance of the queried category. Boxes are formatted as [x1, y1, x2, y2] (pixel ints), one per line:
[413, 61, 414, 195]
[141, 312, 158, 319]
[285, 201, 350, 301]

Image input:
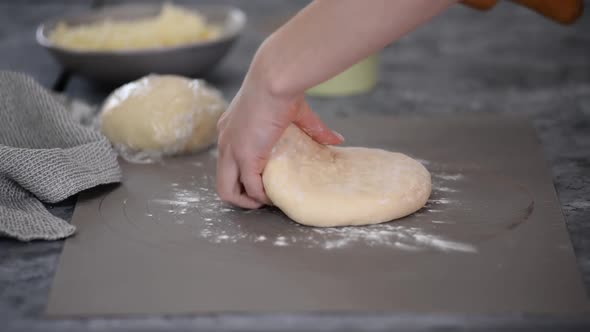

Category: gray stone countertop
[1, 0, 589, 331]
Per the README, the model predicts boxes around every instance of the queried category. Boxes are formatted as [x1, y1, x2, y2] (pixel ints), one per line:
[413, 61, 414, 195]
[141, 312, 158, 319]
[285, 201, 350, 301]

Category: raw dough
[100, 74, 226, 163]
[262, 125, 431, 227]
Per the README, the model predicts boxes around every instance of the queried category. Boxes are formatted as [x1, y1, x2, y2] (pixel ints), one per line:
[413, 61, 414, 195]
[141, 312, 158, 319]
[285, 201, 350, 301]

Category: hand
[215, 0, 457, 209]
[216, 88, 343, 209]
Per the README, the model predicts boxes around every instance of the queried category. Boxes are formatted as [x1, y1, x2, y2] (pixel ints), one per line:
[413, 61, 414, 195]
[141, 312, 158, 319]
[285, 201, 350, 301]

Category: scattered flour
[274, 236, 289, 247]
[145, 170, 475, 253]
[424, 169, 463, 213]
[436, 187, 458, 193]
[429, 198, 453, 205]
[432, 220, 455, 224]
[434, 173, 464, 181]
[310, 225, 475, 252]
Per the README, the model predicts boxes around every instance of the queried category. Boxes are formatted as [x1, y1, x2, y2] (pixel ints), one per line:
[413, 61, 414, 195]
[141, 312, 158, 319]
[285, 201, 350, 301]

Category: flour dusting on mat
[436, 187, 458, 193]
[311, 225, 475, 252]
[434, 173, 464, 181]
[146, 168, 475, 253]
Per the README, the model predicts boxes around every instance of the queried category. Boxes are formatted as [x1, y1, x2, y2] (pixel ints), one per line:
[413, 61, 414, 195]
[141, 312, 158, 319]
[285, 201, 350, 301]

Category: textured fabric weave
[0, 71, 121, 241]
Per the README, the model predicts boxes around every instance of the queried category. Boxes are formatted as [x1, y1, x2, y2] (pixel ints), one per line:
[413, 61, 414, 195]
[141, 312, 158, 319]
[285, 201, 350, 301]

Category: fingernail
[333, 130, 344, 141]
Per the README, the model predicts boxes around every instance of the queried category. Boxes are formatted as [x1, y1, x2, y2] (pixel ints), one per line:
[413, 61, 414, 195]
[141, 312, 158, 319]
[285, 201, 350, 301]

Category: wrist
[246, 37, 302, 103]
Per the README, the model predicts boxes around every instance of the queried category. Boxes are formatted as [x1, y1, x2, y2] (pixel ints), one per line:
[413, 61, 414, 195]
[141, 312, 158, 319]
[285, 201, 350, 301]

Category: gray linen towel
[0, 71, 121, 241]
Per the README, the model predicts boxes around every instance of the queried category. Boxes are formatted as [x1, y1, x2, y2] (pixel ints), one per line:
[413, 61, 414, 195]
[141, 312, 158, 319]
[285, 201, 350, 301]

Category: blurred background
[1, 0, 588, 110]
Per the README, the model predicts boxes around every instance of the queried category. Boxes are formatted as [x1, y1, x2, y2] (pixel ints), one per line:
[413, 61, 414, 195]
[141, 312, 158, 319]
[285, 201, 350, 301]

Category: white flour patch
[309, 225, 475, 252]
[412, 233, 474, 252]
[432, 220, 455, 224]
[435, 186, 458, 193]
[274, 236, 289, 246]
[434, 173, 464, 181]
[429, 198, 453, 205]
[426, 170, 463, 211]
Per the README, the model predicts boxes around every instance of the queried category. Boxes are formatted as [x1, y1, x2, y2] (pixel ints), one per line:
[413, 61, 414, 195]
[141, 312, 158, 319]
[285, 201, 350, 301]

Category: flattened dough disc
[263, 125, 432, 227]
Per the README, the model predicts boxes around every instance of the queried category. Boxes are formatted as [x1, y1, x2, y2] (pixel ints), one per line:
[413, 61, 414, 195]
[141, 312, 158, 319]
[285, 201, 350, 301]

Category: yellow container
[307, 54, 379, 97]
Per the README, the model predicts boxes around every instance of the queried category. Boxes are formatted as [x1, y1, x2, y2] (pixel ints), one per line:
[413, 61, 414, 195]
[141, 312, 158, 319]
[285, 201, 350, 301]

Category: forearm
[248, 0, 458, 99]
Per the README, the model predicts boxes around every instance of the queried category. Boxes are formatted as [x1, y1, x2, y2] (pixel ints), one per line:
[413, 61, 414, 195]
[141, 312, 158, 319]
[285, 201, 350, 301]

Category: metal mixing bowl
[36, 3, 246, 84]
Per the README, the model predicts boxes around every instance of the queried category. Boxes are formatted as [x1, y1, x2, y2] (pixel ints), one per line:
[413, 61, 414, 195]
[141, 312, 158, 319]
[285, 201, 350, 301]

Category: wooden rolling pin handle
[461, 0, 584, 25]
[462, 0, 498, 11]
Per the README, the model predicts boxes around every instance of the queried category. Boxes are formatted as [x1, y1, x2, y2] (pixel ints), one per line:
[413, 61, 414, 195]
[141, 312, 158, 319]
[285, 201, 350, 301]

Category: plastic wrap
[99, 74, 226, 163]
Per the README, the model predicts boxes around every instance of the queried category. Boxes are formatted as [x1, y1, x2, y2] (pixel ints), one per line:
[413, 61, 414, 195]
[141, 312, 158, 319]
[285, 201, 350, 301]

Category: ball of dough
[262, 126, 432, 227]
[100, 74, 226, 162]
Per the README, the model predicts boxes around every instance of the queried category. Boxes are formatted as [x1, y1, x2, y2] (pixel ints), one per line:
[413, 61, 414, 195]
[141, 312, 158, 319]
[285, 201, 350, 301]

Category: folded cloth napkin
[0, 71, 121, 241]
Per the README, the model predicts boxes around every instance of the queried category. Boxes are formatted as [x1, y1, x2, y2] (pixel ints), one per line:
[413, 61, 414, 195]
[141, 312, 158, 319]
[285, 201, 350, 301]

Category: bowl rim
[36, 3, 247, 56]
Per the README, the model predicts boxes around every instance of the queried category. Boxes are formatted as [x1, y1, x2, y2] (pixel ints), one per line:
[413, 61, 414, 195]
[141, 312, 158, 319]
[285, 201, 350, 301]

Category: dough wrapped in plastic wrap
[99, 74, 226, 163]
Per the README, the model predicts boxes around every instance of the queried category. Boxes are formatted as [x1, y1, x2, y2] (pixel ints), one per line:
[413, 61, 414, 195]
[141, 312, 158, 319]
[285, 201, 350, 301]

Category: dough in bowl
[262, 125, 431, 227]
[100, 74, 226, 163]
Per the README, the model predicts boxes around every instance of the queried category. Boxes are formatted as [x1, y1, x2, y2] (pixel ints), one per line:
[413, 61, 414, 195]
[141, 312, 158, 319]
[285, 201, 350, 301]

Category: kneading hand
[216, 87, 343, 209]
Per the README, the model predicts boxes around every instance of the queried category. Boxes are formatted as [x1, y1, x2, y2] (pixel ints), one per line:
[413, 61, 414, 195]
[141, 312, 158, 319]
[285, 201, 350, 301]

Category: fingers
[216, 95, 323, 210]
[216, 145, 263, 209]
[294, 101, 344, 145]
[240, 167, 272, 205]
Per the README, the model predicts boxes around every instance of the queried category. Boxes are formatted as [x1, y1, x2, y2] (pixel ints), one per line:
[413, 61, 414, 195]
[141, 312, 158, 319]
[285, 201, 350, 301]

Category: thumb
[293, 101, 344, 145]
